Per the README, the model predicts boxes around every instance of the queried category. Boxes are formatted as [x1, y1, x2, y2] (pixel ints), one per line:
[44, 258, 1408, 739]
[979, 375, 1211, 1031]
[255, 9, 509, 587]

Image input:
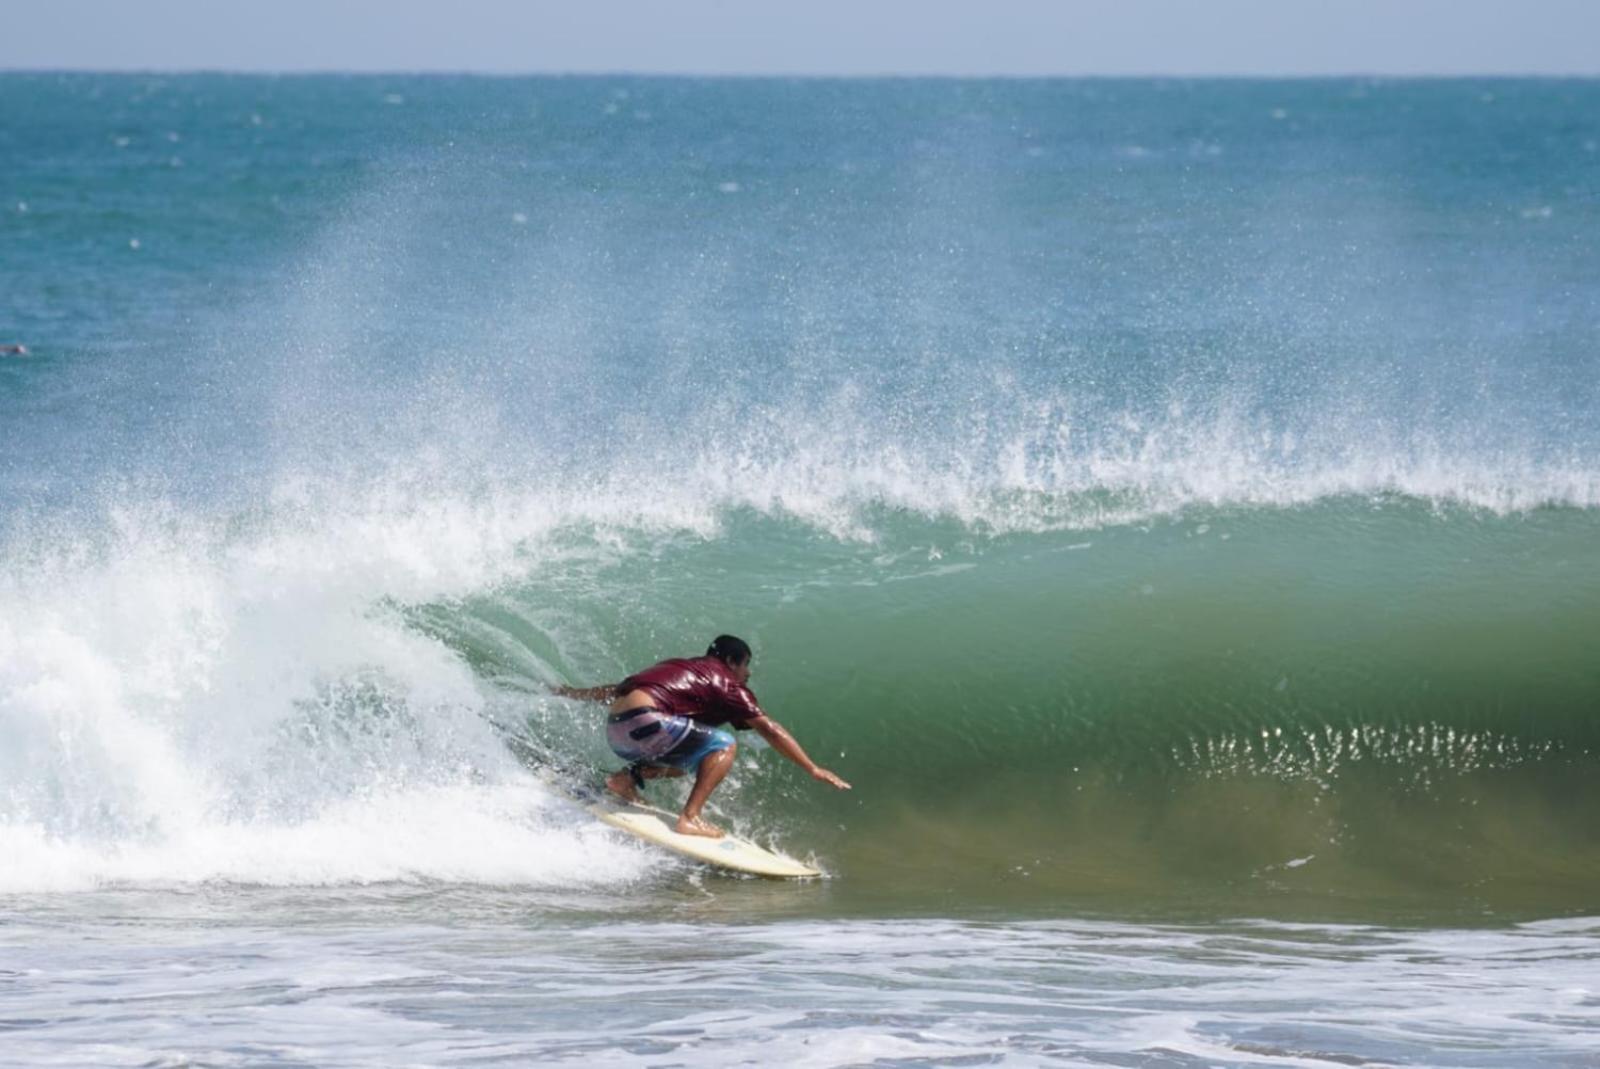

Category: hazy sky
[6, 0, 1600, 77]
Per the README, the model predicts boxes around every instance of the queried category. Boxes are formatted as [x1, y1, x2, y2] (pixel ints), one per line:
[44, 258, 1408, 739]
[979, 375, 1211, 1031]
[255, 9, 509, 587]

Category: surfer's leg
[604, 768, 644, 803]
[677, 743, 736, 838]
[604, 763, 683, 803]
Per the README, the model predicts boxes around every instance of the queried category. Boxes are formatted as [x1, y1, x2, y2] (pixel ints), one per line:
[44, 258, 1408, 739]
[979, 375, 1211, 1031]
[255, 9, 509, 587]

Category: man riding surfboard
[554, 635, 850, 837]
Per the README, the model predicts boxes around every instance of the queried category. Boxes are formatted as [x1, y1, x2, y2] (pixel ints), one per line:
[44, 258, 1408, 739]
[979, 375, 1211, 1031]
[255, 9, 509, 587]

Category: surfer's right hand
[811, 767, 851, 790]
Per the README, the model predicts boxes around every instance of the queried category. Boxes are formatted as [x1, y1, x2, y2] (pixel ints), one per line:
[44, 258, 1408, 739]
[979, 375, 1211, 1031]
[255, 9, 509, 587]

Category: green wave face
[420, 498, 1600, 920]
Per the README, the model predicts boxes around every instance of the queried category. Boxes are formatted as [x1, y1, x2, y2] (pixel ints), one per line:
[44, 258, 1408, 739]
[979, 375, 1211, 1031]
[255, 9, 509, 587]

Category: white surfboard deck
[559, 781, 820, 878]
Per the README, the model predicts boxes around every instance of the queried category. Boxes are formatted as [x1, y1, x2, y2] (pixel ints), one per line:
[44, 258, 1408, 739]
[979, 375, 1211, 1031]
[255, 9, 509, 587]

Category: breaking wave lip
[639, 401, 1600, 538]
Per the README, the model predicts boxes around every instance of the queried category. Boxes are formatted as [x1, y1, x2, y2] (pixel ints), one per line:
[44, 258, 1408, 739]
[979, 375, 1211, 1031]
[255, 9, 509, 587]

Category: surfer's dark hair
[706, 635, 752, 666]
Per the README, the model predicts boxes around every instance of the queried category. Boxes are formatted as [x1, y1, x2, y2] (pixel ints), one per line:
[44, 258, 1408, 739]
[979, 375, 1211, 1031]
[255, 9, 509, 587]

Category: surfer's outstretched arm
[751, 718, 851, 790]
[552, 683, 617, 702]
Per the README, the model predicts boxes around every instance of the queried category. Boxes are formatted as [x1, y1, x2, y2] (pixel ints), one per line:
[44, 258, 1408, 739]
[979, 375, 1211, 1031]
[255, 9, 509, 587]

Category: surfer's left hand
[811, 767, 851, 790]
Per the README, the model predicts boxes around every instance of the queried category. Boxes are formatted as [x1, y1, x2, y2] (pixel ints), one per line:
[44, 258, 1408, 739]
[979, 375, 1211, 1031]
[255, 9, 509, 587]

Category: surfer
[553, 635, 850, 838]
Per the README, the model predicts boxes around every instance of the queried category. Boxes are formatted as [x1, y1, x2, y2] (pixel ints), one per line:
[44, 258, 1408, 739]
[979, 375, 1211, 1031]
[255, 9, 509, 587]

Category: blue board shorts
[606, 707, 736, 771]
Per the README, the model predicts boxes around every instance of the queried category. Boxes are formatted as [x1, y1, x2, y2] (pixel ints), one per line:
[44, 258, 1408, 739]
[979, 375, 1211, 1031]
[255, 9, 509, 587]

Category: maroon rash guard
[616, 656, 768, 730]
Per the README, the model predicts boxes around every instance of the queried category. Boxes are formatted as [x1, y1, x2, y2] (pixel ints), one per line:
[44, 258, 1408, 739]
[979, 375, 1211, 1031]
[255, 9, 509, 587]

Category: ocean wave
[1, 449, 1596, 901]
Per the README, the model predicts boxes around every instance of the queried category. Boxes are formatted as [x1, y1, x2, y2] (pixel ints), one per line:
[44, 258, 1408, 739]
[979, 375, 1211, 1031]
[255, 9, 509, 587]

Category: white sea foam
[0, 786, 641, 893]
[0, 491, 656, 895]
[3, 913, 1595, 1067]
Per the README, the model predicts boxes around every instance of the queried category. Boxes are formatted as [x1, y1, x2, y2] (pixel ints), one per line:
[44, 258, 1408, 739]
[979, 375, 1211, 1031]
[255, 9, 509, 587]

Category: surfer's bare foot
[605, 770, 642, 805]
[675, 814, 725, 838]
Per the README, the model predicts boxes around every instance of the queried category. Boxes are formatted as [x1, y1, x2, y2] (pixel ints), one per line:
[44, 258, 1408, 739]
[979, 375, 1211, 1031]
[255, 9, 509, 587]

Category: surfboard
[575, 782, 822, 879]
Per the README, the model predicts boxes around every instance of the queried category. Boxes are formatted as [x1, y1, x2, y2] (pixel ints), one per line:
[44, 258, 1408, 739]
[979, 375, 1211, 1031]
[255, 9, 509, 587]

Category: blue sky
[6, 0, 1600, 76]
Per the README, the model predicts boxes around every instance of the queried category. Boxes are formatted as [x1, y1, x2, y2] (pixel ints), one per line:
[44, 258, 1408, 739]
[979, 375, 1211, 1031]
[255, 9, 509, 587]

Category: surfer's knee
[698, 741, 735, 773]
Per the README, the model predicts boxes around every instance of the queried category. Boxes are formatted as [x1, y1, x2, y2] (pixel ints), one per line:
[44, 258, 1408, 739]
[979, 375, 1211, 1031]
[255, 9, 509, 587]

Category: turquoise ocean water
[2, 74, 1598, 1065]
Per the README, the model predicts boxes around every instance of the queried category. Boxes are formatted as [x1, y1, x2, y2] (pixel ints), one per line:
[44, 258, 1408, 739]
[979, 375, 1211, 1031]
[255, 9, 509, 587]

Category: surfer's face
[731, 658, 752, 684]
